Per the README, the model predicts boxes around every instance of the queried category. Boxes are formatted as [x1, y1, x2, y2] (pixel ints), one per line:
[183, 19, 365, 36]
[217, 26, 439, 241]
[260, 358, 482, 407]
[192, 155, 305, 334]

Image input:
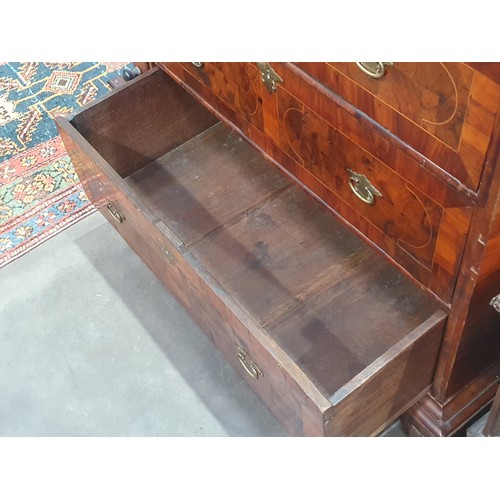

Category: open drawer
[56, 67, 447, 436]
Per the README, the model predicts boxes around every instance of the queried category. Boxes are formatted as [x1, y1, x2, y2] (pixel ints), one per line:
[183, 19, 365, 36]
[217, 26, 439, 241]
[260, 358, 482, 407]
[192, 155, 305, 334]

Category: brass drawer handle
[490, 294, 500, 313]
[163, 245, 177, 265]
[346, 168, 383, 205]
[256, 62, 283, 93]
[356, 62, 393, 79]
[106, 202, 125, 223]
[237, 346, 263, 380]
[192, 62, 204, 68]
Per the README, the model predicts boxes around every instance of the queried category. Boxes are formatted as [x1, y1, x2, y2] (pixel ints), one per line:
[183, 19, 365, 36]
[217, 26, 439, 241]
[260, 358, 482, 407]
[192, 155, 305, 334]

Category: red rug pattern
[0, 62, 132, 268]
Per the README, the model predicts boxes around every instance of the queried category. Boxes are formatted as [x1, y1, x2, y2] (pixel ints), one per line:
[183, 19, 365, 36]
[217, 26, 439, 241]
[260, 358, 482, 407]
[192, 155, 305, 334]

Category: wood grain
[432, 110, 500, 403]
[71, 67, 218, 178]
[296, 62, 500, 192]
[466, 62, 500, 85]
[400, 359, 500, 436]
[159, 61, 474, 304]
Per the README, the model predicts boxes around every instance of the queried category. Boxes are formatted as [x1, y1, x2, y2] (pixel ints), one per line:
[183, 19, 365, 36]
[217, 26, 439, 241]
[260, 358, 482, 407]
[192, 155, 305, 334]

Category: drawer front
[296, 62, 500, 191]
[278, 88, 441, 268]
[159, 62, 472, 303]
[170, 258, 333, 437]
[160, 62, 283, 149]
[275, 85, 471, 303]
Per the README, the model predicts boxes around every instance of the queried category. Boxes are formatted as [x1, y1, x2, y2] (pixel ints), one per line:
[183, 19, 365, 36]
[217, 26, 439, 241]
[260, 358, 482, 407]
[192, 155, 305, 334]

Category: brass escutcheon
[356, 62, 393, 79]
[346, 168, 383, 205]
[106, 201, 125, 223]
[237, 345, 263, 380]
[490, 294, 500, 313]
[256, 62, 283, 93]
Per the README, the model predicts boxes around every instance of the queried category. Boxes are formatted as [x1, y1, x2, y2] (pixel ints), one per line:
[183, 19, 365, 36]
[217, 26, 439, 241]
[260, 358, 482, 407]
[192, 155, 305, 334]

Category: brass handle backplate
[356, 62, 393, 79]
[346, 168, 383, 205]
[106, 202, 124, 223]
[256, 62, 283, 93]
[237, 346, 263, 380]
[490, 294, 500, 313]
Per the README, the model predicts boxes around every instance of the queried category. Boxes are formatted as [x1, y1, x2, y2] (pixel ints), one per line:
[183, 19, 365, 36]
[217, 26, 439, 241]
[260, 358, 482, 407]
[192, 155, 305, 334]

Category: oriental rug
[0, 62, 133, 268]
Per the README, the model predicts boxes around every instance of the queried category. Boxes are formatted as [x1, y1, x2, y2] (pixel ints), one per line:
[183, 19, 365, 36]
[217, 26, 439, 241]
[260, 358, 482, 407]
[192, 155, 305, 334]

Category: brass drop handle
[490, 294, 500, 313]
[346, 168, 383, 205]
[256, 62, 283, 93]
[356, 62, 393, 79]
[106, 201, 125, 223]
[237, 346, 263, 380]
[163, 245, 176, 265]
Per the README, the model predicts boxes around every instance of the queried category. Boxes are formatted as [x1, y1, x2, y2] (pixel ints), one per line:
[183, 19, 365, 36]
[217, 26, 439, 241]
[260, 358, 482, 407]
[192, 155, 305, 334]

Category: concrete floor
[0, 211, 405, 437]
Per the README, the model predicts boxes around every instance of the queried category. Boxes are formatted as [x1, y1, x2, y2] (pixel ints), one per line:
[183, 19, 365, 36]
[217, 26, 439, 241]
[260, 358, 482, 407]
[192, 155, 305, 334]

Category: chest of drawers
[57, 63, 500, 436]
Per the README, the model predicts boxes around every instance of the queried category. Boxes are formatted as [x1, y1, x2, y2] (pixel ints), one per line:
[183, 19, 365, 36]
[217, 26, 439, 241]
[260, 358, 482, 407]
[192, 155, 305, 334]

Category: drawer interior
[69, 69, 445, 405]
[70, 68, 219, 179]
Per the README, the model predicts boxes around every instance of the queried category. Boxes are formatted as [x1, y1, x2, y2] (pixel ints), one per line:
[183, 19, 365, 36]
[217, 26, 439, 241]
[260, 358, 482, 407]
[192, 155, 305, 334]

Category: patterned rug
[0, 62, 133, 268]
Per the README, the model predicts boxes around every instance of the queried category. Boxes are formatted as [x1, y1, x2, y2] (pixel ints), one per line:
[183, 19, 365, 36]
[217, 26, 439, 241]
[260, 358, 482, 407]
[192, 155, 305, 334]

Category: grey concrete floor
[0, 211, 289, 436]
[0, 211, 404, 437]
